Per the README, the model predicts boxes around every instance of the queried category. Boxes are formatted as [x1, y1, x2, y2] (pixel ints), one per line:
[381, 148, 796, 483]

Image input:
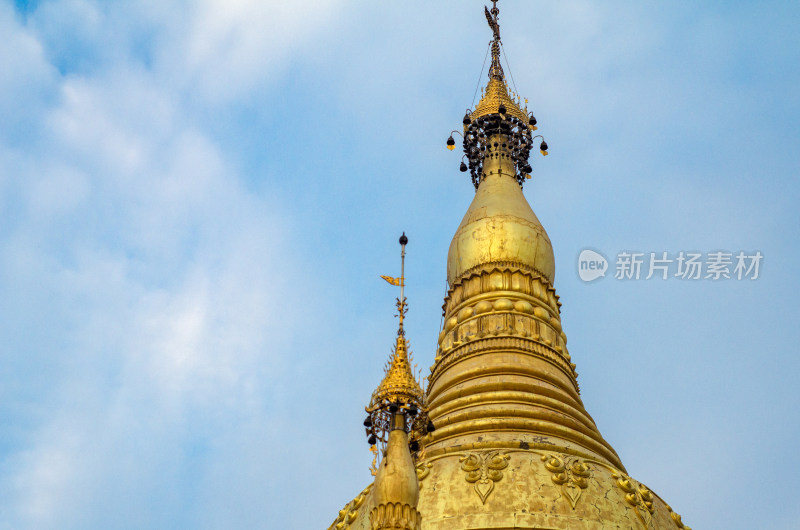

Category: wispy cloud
[0, 1, 321, 527]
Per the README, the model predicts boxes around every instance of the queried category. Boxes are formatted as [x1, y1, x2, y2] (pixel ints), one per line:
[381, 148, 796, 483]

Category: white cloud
[151, 0, 347, 103]
[0, 1, 319, 528]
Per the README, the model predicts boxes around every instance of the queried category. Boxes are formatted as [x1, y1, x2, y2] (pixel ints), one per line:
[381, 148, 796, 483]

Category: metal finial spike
[398, 234, 407, 332]
[485, 5, 503, 80]
[485, 5, 501, 41]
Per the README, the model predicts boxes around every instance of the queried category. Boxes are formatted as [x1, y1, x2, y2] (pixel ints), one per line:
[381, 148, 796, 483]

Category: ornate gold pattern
[434, 326, 575, 387]
[459, 451, 510, 504]
[471, 77, 529, 123]
[369, 502, 421, 530]
[432, 264, 577, 390]
[443, 264, 560, 316]
[369, 335, 423, 412]
[541, 454, 591, 509]
[415, 462, 432, 484]
[613, 472, 656, 529]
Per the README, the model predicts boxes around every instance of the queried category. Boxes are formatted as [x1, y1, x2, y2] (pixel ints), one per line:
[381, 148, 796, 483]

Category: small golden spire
[364, 234, 433, 456]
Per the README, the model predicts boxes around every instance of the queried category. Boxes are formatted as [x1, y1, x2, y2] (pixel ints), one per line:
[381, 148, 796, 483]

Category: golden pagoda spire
[328, 4, 692, 529]
[432, 0, 624, 473]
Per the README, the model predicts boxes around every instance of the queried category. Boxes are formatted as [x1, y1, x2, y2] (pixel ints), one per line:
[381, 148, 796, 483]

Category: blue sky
[0, 1, 798, 528]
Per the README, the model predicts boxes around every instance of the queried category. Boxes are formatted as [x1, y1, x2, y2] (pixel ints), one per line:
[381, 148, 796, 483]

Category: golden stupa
[328, 3, 690, 529]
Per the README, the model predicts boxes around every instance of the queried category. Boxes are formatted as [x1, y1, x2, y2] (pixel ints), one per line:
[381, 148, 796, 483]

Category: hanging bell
[446, 135, 456, 150]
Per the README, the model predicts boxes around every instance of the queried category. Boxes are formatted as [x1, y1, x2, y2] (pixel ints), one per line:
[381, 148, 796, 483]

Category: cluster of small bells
[448, 105, 548, 189]
[363, 400, 434, 455]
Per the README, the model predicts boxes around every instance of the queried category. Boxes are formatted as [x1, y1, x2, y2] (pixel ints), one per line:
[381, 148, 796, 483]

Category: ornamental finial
[485, 2, 503, 80]
[379, 232, 408, 335]
[445, 2, 549, 189]
[365, 234, 433, 465]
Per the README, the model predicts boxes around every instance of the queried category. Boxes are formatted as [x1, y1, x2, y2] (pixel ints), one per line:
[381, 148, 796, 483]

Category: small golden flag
[380, 275, 401, 286]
